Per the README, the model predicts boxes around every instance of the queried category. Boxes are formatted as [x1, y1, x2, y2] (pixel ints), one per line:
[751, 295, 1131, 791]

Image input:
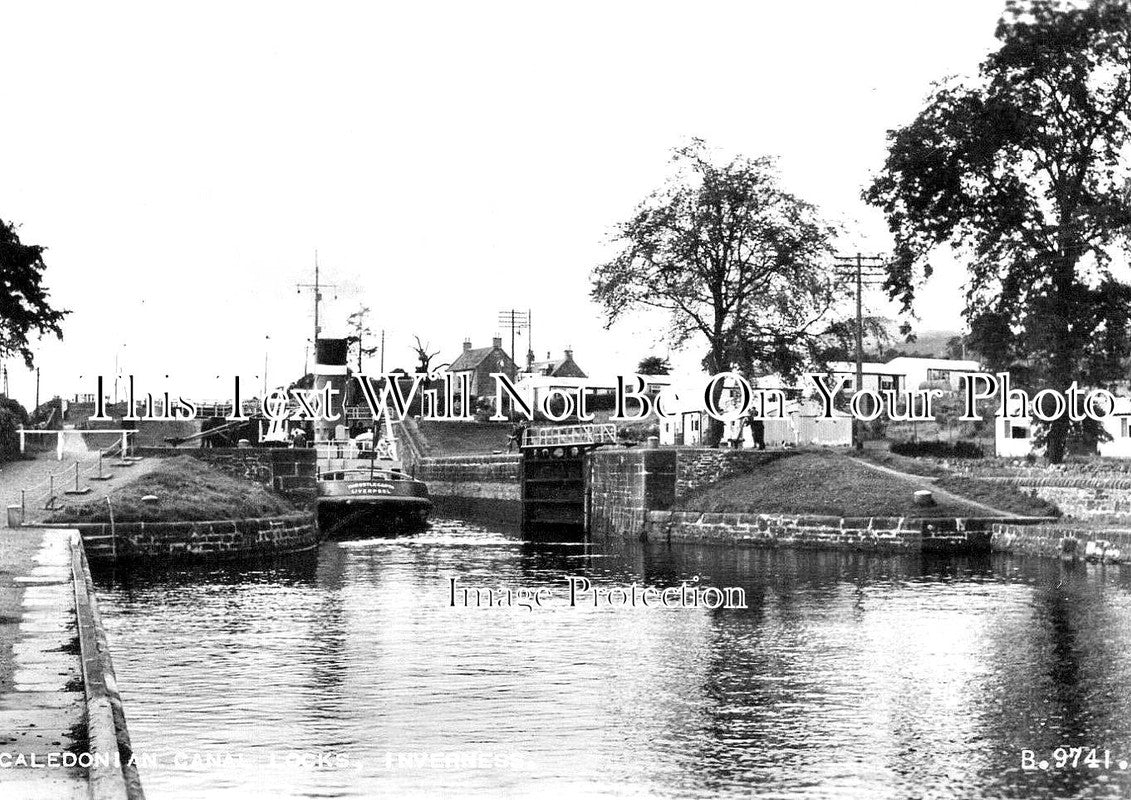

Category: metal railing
[315, 439, 399, 463]
[522, 424, 618, 448]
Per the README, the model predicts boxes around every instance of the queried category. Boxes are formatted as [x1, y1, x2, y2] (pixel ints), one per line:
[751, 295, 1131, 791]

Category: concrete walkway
[0, 527, 86, 798]
[0, 452, 162, 525]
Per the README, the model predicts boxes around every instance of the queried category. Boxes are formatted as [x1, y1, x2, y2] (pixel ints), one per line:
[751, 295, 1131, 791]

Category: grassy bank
[416, 421, 514, 456]
[676, 450, 1056, 518]
[48, 456, 297, 523]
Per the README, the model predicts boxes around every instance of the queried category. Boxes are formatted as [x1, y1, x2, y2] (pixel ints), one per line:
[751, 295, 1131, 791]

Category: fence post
[56, 431, 64, 461]
[106, 497, 116, 561]
[75, 463, 80, 492]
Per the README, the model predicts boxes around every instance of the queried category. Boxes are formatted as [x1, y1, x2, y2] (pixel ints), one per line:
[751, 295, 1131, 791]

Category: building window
[880, 376, 896, 391]
[927, 368, 950, 382]
[1011, 424, 1030, 440]
[1122, 417, 1130, 438]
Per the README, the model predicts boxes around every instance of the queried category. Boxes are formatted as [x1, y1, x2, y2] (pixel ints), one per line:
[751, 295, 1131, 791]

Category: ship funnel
[314, 337, 348, 443]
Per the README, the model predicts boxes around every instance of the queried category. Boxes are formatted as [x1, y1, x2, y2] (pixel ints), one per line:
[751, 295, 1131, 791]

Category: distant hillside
[883, 329, 968, 360]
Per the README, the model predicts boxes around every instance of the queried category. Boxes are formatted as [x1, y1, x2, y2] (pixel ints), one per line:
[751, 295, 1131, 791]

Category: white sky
[0, 0, 1004, 409]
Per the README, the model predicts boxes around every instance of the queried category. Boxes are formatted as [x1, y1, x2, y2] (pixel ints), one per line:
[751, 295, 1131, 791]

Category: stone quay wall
[991, 523, 1131, 563]
[44, 513, 318, 563]
[644, 511, 1009, 553]
[415, 454, 522, 525]
[70, 536, 145, 798]
[138, 446, 318, 505]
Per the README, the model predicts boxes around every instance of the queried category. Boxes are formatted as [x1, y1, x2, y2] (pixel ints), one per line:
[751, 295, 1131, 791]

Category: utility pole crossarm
[296, 252, 340, 344]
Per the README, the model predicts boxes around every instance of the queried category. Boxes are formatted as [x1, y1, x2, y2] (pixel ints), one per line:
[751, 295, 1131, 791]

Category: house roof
[449, 346, 517, 372]
[450, 347, 498, 371]
[530, 358, 567, 374]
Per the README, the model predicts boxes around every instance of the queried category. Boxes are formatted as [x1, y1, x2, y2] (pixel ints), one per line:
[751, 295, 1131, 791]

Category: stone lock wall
[415, 454, 522, 525]
[587, 449, 676, 539]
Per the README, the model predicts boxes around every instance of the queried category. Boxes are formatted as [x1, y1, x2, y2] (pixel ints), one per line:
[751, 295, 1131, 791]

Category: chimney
[492, 336, 502, 349]
[565, 348, 573, 360]
[463, 339, 472, 352]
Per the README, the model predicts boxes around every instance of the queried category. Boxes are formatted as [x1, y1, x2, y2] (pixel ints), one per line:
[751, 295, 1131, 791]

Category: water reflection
[95, 519, 1131, 799]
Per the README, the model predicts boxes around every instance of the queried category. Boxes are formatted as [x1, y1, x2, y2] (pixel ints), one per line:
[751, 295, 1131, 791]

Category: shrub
[889, 439, 984, 459]
[0, 408, 22, 461]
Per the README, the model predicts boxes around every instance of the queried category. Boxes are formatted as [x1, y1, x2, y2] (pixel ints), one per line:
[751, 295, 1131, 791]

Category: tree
[636, 355, 671, 375]
[865, 0, 1131, 462]
[0, 219, 67, 367]
[411, 336, 440, 375]
[592, 140, 840, 445]
[345, 305, 378, 373]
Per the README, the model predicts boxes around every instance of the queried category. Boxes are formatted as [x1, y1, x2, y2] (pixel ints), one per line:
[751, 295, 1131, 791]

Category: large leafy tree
[0, 219, 66, 368]
[592, 140, 840, 445]
[866, 0, 1131, 462]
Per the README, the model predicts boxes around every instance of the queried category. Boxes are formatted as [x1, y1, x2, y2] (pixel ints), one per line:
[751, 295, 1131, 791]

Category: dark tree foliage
[0, 219, 67, 367]
[865, 0, 1131, 462]
[592, 140, 840, 445]
[636, 355, 671, 375]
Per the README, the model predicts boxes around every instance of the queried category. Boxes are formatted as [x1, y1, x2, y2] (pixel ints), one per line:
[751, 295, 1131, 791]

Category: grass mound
[48, 456, 297, 523]
[416, 420, 515, 456]
[676, 450, 1055, 519]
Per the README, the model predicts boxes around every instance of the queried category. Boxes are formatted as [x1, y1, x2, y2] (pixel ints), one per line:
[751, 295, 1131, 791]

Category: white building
[658, 395, 851, 448]
[824, 356, 983, 394]
[1098, 397, 1131, 458]
[995, 414, 1039, 458]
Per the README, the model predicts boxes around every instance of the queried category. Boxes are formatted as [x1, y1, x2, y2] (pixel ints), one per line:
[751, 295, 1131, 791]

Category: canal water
[95, 519, 1131, 799]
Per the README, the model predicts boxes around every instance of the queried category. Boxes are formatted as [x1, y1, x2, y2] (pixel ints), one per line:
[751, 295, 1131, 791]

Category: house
[824, 356, 983, 394]
[447, 337, 518, 399]
[526, 349, 587, 379]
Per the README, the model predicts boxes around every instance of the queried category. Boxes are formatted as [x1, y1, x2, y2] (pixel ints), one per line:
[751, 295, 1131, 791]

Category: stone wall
[48, 513, 318, 563]
[644, 510, 1005, 553]
[991, 523, 1131, 562]
[415, 454, 522, 525]
[968, 475, 1131, 520]
[674, 448, 775, 499]
[138, 446, 317, 505]
[588, 449, 676, 539]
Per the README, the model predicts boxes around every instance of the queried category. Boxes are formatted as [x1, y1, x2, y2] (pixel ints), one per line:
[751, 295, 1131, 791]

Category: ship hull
[316, 475, 432, 538]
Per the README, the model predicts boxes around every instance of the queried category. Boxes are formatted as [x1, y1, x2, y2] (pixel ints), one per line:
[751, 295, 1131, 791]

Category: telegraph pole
[497, 310, 530, 365]
[835, 253, 887, 451]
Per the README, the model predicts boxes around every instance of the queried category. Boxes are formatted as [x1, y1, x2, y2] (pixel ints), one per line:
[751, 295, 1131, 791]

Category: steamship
[311, 338, 432, 537]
